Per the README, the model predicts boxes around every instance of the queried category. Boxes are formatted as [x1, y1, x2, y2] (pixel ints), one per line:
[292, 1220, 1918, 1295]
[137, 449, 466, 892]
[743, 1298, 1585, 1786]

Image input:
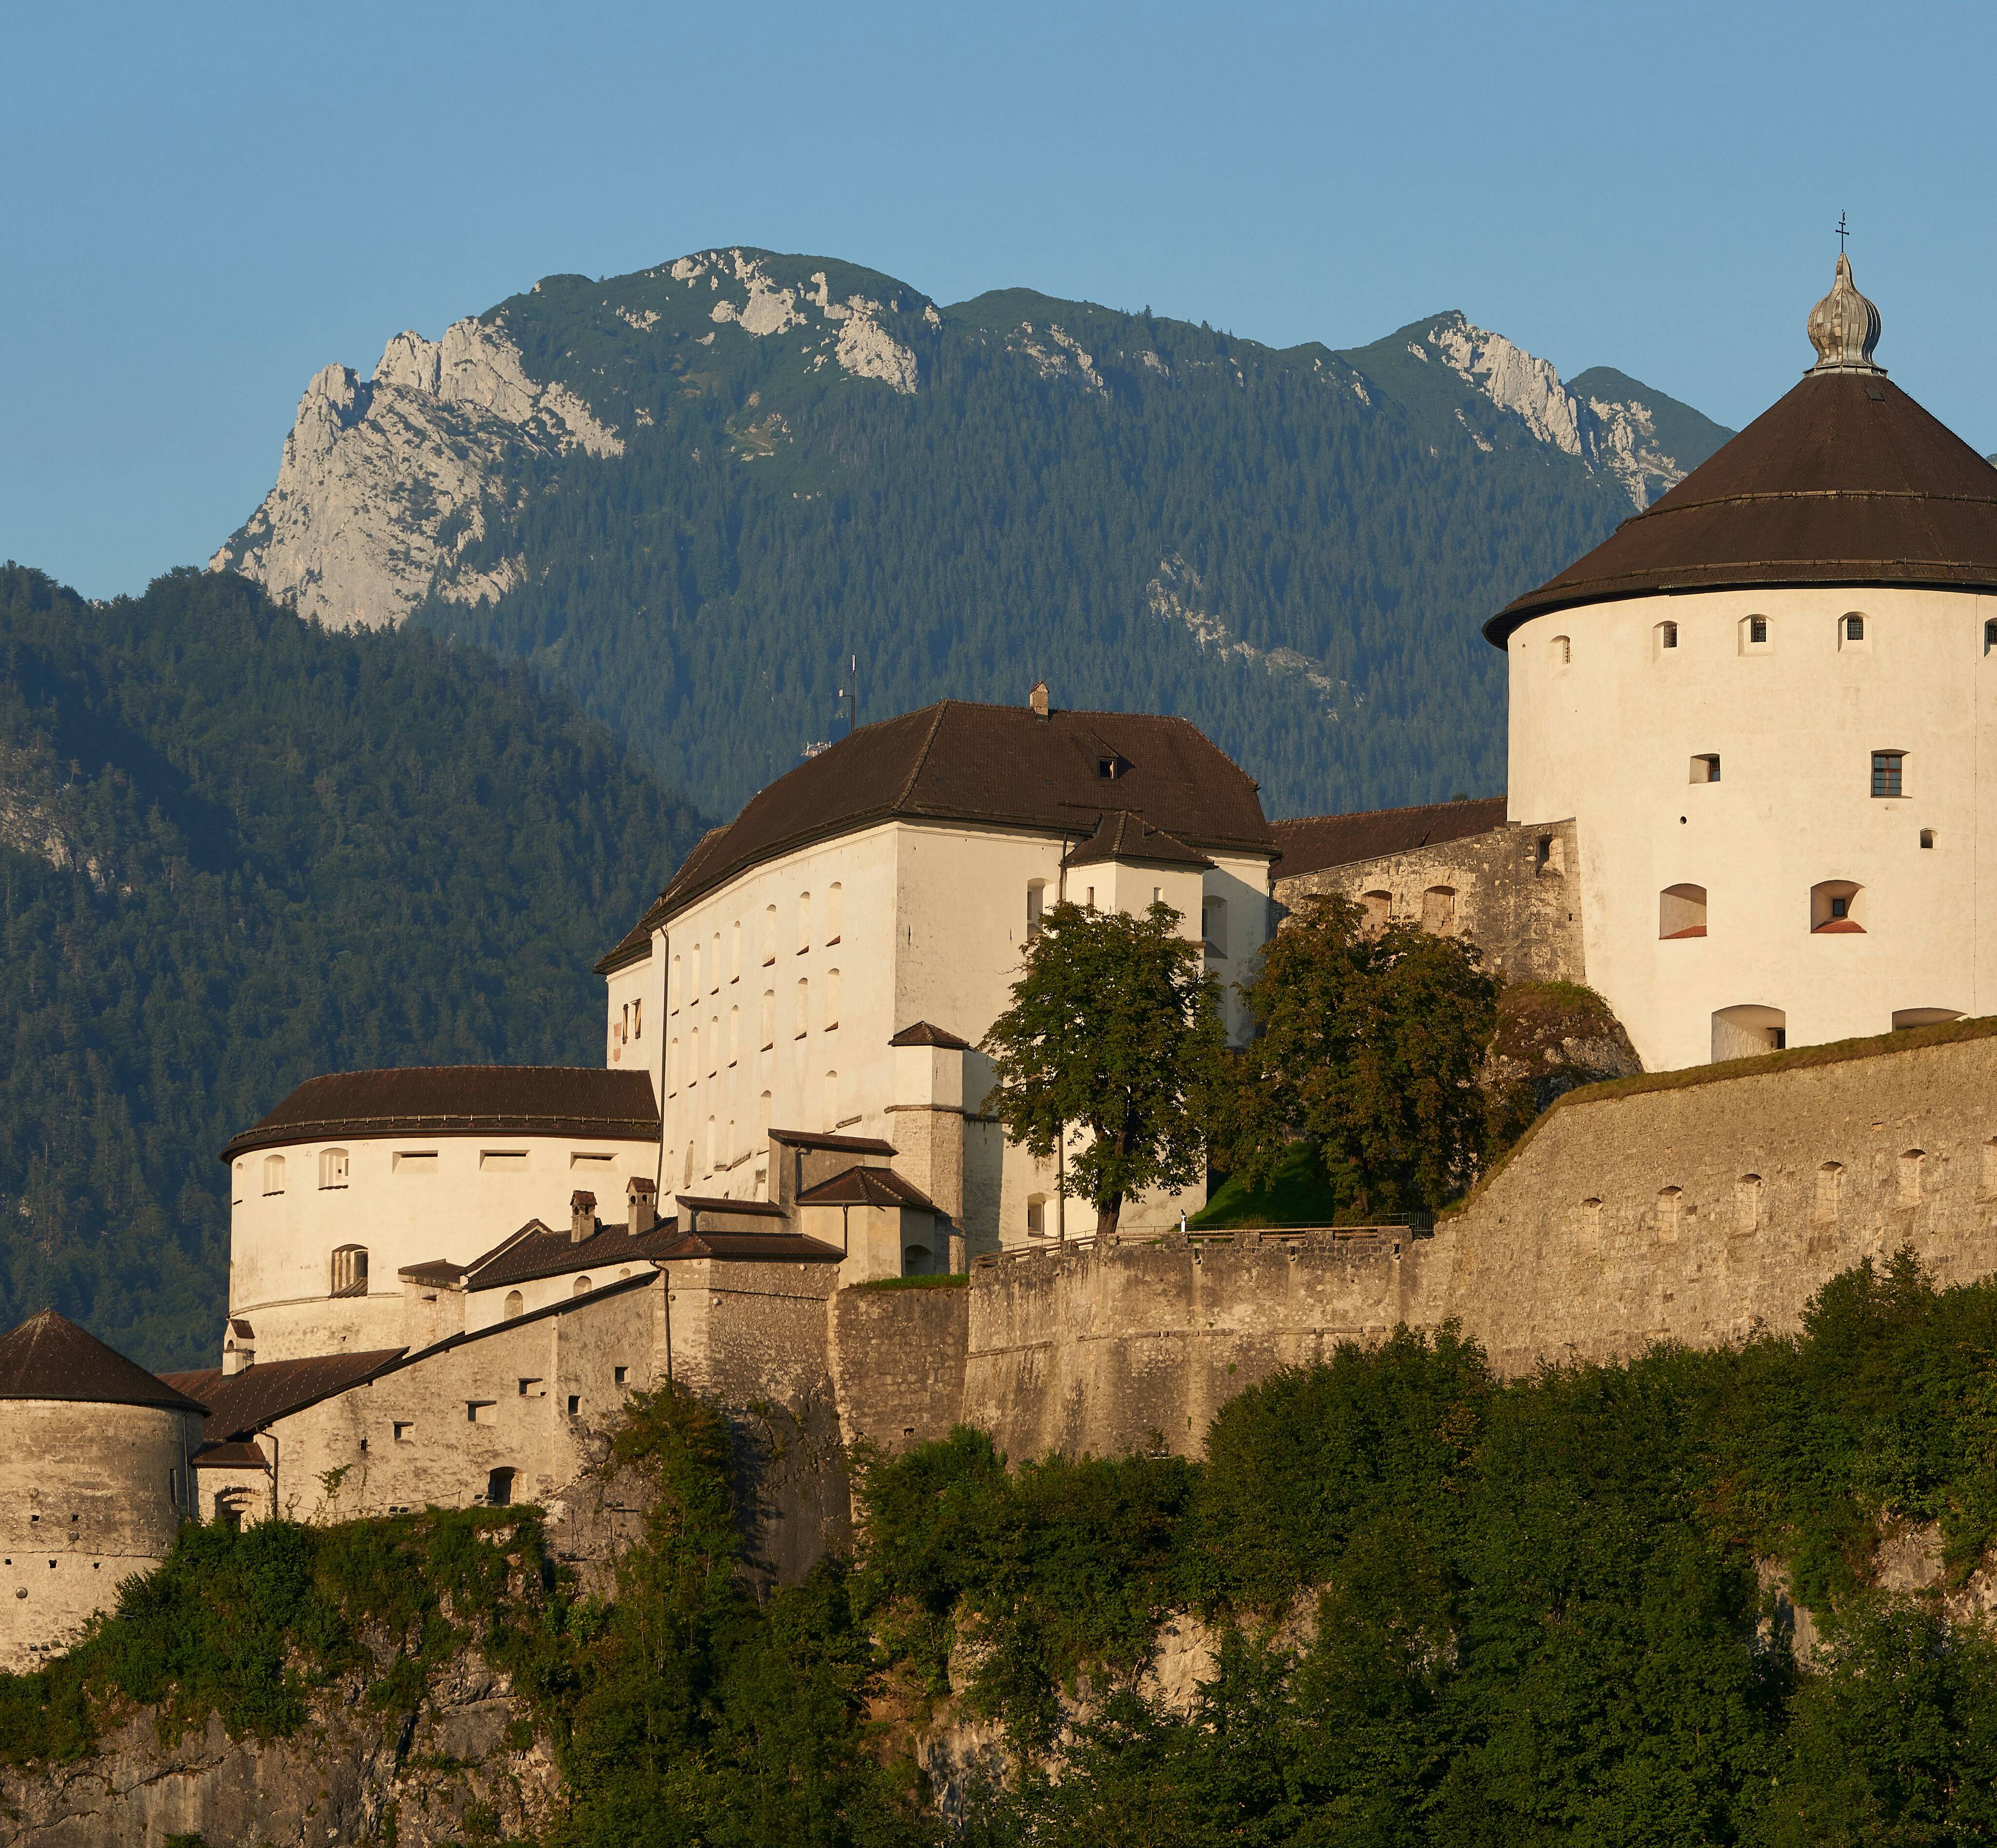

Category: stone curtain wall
[833, 1024, 1997, 1461]
[1436, 1026, 1997, 1374]
[1274, 818, 1585, 984]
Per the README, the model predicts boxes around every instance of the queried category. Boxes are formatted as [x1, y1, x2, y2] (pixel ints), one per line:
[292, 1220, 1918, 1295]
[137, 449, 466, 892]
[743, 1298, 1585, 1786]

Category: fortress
[11, 255, 1997, 1670]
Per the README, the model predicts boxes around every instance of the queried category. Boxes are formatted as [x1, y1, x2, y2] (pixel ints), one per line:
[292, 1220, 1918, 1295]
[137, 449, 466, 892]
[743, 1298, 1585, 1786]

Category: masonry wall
[829, 1025, 1997, 1463]
[259, 1282, 659, 1528]
[0, 1402, 201, 1673]
[828, 1283, 970, 1454]
[1276, 818, 1584, 984]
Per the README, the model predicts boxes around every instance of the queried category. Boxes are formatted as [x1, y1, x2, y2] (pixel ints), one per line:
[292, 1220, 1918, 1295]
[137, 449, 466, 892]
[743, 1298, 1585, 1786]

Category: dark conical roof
[1489, 260, 1997, 645]
[0, 1309, 207, 1413]
[1488, 371, 1997, 643]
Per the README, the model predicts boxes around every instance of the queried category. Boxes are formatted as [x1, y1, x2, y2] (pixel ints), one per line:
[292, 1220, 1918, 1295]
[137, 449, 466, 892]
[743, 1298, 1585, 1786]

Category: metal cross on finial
[1835, 212, 1849, 255]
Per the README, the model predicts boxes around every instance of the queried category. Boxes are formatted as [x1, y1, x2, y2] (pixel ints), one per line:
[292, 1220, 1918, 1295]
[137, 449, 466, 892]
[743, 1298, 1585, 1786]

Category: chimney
[627, 1175, 658, 1236]
[569, 1190, 597, 1245]
[1028, 680, 1050, 720]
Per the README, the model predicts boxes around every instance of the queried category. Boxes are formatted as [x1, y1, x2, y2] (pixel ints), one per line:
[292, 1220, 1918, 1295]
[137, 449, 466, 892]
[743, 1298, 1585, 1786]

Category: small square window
[1920, 829, 1937, 849]
[614, 1365, 628, 1386]
[567, 1394, 580, 1417]
[393, 1421, 414, 1443]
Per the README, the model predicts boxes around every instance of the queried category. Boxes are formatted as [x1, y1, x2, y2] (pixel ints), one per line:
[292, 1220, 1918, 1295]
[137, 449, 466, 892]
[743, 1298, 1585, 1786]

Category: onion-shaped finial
[1807, 253, 1884, 374]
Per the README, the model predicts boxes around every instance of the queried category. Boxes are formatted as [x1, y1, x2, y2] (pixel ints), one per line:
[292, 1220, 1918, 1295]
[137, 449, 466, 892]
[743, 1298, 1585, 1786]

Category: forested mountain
[0, 565, 701, 1369]
[216, 249, 1730, 821]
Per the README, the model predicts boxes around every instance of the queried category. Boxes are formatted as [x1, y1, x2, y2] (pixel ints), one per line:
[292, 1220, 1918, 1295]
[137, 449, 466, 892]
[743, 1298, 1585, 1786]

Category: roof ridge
[893, 701, 953, 810]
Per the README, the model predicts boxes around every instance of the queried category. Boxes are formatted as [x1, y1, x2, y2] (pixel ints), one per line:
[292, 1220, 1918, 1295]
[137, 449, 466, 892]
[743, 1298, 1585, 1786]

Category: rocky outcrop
[210, 317, 621, 633]
[0, 739, 111, 891]
[1415, 312, 1698, 509]
[0, 1648, 559, 1848]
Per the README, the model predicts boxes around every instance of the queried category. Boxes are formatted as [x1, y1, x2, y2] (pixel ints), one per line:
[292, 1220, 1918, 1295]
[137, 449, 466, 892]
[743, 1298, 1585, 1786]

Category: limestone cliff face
[210, 316, 623, 632]
[1415, 313, 1703, 509]
[213, 248, 932, 633]
[0, 1647, 559, 1848]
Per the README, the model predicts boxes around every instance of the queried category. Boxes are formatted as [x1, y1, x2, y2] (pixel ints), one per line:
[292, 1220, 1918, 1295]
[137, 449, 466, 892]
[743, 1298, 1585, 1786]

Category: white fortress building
[1289, 256, 1997, 1072]
[14, 255, 1997, 1673]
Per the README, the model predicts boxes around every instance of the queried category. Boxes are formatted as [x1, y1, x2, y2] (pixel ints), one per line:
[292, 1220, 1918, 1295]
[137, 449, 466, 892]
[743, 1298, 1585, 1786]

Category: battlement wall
[832, 1022, 1997, 1464]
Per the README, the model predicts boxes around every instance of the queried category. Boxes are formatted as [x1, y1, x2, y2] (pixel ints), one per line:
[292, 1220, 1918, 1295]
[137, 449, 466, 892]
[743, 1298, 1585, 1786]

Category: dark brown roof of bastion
[0, 1309, 208, 1413]
[605, 700, 1275, 945]
[1488, 372, 1997, 644]
[220, 1067, 660, 1162]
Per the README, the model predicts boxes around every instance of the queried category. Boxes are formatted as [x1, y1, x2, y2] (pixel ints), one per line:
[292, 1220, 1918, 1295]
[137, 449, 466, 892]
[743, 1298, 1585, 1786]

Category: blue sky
[5, 0, 1994, 599]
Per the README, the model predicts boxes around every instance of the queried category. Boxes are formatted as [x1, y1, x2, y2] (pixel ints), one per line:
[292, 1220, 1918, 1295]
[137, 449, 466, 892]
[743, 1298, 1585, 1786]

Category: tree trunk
[1096, 1196, 1122, 1243]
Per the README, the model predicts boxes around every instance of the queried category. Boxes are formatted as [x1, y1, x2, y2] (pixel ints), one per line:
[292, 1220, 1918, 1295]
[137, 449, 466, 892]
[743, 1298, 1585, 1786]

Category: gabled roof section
[1273, 798, 1509, 879]
[766, 1128, 896, 1155]
[161, 1348, 406, 1443]
[0, 1310, 208, 1413]
[675, 1194, 792, 1219]
[463, 1215, 685, 1292]
[222, 1066, 660, 1162]
[1489, 370, 1997, 642]
[796, 1165, 940, 1211]
[889, 1021, 971, 1050]
[651, 1227, 845, 1262]
[1061, 809, 1213, 871]
[620, 700, 1273, 929]
[593, 914, 655, 976]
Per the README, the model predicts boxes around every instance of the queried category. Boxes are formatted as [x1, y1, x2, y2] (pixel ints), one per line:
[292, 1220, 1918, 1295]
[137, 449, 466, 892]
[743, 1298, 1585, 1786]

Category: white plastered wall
[1507, 584, 1997, 1071]
[644, 817, 1273, 1255]
[228, 1130, 662, 1362]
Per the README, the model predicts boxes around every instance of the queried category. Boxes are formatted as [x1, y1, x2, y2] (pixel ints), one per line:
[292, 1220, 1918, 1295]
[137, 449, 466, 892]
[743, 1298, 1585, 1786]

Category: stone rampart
[831, 1021, 1997, 1462]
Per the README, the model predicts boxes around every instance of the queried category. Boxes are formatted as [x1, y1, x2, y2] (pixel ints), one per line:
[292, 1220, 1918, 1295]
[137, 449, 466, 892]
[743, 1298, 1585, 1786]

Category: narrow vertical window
[262, 1153, 286, 1196]
[827, 883, 842, 943]
[825, 969, 841, 1029]
[632, 998, 642, 1041]
[1027, 880, 1046, 938]
[730, 919, 742, 981]
[1899, 1149, 1925, 1206]
[761, 990, 775, 1050]
[728, 1006, 740, 1065]
[1656, 1187, 1682, 1243]
[795, 977, 809, 1038]
[762, 906, 777, 965]
[797, 893, 811, 953]
[710, 933, 721, 994]
[1203, 897, 1228, 956]
[1815, 1162, 1842, 1225]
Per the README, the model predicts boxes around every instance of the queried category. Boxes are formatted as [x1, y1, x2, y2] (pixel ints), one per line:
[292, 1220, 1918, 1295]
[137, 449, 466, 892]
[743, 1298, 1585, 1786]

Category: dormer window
[1096, 755, 1131, 780]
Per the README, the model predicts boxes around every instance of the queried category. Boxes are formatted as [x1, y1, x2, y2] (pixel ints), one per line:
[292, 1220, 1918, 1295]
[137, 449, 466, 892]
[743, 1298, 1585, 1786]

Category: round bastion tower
[1492, 256, 1997, 1071]
[0, 1310, 204, 1673]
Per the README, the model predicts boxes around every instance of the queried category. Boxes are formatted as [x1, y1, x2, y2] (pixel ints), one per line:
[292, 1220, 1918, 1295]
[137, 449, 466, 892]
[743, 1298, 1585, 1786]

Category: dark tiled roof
[767, 1128, 896, 1155]
[1060, 809, 1213, 871]
[463, 1215, 685, 1291]
[592, 915, 655, 976]
[1272, 798, 1509, 878]
[161, 1348, 406, 1444]
[193, 1439, 270, 1470]
[889, 1021, 971, 1050]
[652, 1228, 845, 1263]
[221, 1066, 660, 1161]
[397, 1258, 466, 1286]
[614, 700, 1273, 935]
[796, 1165, 940, 1211]
[676, 1194, 792, 1219]
[1490, 371, 1997, 642]
[0, 1310, 207, 1413]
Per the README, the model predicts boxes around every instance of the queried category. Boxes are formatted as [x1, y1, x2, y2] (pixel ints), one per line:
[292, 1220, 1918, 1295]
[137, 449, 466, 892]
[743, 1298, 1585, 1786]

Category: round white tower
[1492, 258, 1997, 1071]
[0, 1310, 204, 1671]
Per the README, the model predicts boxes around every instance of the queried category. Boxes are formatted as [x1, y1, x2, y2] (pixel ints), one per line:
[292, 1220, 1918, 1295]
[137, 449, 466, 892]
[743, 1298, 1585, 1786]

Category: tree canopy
[980, 899, 1224, 1238]
[0, 564, 702, 1367]
[1220, 894, 1500, 1217]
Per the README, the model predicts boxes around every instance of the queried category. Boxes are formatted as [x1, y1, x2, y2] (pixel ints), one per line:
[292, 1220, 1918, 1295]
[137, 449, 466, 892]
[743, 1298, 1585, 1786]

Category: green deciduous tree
[1221, 894, 1500, 1217]
[981, 899, 1224, 1240]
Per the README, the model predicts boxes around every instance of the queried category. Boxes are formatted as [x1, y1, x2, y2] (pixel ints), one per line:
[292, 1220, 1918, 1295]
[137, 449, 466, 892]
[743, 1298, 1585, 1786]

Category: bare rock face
[0, 1648, 561, 1848]
[1416, 314, 1700, 509]
[210, 318, 623, 633]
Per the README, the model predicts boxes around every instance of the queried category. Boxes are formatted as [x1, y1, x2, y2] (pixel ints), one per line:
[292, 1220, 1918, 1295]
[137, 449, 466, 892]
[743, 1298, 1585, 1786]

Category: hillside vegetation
[8, 1255, 1997, 1845]
[0, 565, 701, 1367]
[220, 248, 1731, 820]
